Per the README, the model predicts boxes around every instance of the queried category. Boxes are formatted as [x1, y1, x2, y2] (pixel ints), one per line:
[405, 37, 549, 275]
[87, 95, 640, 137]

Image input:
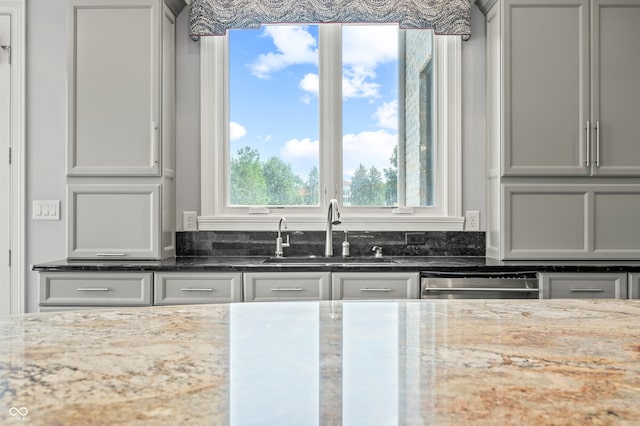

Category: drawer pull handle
[180, 288, 214, 292]
[570, 288, 604, 293]
[360, 288, 393, 292]
[76, 287, 110, 292]
[96, 253, 127, 257]
[270, 288, 304, 292]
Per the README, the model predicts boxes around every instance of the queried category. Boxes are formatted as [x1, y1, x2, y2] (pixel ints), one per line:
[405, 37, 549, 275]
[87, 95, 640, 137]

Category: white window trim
[198, 29, 463, 231]
[1, 0, 26, 314]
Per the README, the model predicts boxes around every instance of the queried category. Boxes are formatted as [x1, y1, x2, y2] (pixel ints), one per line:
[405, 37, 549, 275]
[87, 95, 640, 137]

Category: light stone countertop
[1, 300, 640, 425]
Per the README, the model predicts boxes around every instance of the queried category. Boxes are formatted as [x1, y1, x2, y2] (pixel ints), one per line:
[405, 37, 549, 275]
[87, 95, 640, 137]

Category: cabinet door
[628, 273, 640, 299]
[154, 272, 242, 305]
[540, 272, 627, 298]
[503, 185, 589, 259]
[39, 272, 153, 306]
[590, 0, 640, 175]
[67, 184, 160, 259]
[243, 272, 331, 302]
[592, 188, 640, 258]
[68, 0, 160, 176]
[503, 0, 589, 175]
[332, 272, 419, 300]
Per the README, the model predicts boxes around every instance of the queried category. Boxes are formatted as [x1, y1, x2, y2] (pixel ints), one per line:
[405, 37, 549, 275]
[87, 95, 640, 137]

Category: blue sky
[229, 24, 399, 181]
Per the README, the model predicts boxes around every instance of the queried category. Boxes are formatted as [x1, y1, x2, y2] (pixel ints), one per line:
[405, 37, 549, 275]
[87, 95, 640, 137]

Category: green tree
[384, 146, 398, 206]
[350, 164, 384, 205]
[304, 166, 319, 205]
[368, 166, 385, 205]
[230, 147, 268, 205]
[262, 157, 304, 205]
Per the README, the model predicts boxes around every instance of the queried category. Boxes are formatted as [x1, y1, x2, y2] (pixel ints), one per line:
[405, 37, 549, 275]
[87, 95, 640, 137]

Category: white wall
[24, 3, 486, 312]
[26, 0, 68, 313]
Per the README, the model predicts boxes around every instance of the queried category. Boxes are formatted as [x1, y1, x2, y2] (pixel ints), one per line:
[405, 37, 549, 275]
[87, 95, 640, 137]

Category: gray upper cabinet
[484, 0, 640, 260]
[503, 0, 589, 176]
[502, 0, 640, 176]
[65, 0, 184, 259]
[68, 0, 161, 176]
[590, 0, 640, 175]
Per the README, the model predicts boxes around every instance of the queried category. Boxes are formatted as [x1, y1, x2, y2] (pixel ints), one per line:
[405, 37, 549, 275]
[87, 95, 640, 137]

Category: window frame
[198, 26, 463, 231]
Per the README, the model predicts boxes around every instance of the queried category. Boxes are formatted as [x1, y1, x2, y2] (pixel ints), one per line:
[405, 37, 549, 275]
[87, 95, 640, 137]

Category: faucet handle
[372, 246, 383, 258]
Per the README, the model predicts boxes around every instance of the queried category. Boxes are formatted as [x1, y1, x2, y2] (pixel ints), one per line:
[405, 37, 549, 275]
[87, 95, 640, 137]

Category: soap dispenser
[342, 230, 350, 257]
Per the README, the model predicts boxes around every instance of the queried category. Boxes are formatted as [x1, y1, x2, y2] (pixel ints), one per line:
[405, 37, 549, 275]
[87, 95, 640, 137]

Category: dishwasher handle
[421, 270, 538, 279]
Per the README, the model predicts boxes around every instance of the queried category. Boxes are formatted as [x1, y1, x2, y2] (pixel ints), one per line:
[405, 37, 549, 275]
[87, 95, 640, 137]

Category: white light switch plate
[33, 200, 61, 221]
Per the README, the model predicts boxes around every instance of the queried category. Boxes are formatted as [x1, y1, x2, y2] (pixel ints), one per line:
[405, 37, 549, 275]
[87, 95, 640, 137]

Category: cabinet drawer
[154, 272, 242, 305]
[243, 272, 331, 302]
[40, 272, 152, 306]
[332, 272, 419, 300]
[539, 273, 627, 299]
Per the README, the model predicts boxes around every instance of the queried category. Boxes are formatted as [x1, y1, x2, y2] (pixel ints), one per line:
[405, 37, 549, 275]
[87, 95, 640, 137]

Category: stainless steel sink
[262, 256, 397, 265]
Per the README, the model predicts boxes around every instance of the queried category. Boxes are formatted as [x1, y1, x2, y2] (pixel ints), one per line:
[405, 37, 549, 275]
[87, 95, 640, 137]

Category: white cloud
[299, 73, 319, 97]
[374, 100, 398, 130]
[280, 138, 320, 177]
[342, 25, 398, 69]
[341, 25, 399, 100]
[280, 138, 319, 161]
[342, 130, 396, 179]
[230, 121, 247, 140]
[249, 26, 318, 79]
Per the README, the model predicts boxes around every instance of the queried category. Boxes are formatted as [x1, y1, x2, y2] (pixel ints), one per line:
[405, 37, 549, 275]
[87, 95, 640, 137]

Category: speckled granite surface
[1, 300, 640, 425]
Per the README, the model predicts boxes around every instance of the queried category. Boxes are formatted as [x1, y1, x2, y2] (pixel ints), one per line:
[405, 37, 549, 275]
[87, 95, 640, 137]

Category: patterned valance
[190, 0, 471, 37]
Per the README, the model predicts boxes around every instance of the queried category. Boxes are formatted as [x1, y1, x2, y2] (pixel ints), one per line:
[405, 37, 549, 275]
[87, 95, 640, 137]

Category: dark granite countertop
[31, 256, 640, 274]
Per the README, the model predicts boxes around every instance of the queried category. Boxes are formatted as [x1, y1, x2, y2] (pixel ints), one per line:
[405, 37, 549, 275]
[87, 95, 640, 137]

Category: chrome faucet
[325, 199, 341, 256]
[275, 217, 290, 257]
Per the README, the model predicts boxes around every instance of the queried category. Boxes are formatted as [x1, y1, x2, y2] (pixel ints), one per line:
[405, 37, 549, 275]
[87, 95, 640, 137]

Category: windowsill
[197, 215, 464, 231]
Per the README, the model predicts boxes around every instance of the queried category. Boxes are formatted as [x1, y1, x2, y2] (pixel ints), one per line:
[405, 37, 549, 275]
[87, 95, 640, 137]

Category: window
[199, 24, 463, 231]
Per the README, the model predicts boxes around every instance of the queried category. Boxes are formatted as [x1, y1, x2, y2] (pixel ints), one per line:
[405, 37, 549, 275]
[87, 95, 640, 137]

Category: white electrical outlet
[183, 211, 198, 231]
[465, 210, 480, 231]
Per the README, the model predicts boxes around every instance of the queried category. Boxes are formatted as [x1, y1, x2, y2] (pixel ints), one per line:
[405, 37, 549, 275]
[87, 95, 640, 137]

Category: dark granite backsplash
[176, 231, 485, 257]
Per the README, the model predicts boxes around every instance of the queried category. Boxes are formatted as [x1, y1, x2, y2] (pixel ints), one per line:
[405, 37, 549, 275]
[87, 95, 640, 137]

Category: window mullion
[319, 24, 342, 206]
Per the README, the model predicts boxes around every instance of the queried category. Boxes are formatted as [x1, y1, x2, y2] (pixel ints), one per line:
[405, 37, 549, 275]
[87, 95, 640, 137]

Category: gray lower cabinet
[154, 272, 242, 305]
[243, 272, 331, 302]
[331, 272, 419, 300]
[628, 273, 640, 299]
[539, 272, 627, 299]
[39, 272, 153, 310]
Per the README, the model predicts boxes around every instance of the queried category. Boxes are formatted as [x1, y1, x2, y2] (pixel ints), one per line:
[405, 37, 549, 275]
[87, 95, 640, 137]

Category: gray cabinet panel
[591, 0, 640, 175]
[331, 272, 419, 300]
[67, 184, 160, 259]
[540, 272, 627, 299]
[504, 185, 588, 258]
[154, 272, 242, 305]
[503, 184, 640, 259]
[503, 0, 589, 175]
[40, 272, 153, 306]
[243, 272, 331, 302]
[593, 190, 640, 254]
[68, 0, 160, 176]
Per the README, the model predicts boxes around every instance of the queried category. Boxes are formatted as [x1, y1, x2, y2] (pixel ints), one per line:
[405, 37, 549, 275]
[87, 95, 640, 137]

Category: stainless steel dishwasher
[421, 271, 540, 299]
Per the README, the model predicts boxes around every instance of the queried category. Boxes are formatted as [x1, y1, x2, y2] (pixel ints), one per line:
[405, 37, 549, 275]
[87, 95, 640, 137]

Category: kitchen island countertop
[1, 299, 640, 425]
